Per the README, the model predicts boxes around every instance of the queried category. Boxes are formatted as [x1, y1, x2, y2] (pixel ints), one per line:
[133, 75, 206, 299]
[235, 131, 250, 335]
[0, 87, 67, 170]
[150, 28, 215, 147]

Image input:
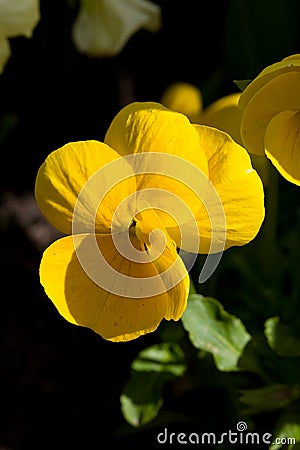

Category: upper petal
[72, 0, 161, 57]
[40, 231, 189, 342]
[265, 110, 300, 185]
[240, 72, 300, 155]
[105, 102, 208, 172]
[35, 140, 136, 235]
[0, 0, 40, 38]
[105, 102, 209, 227]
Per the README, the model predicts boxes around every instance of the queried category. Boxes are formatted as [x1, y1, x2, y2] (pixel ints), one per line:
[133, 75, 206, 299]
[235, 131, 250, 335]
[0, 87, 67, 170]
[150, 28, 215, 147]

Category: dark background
[1, 0, 300, 449]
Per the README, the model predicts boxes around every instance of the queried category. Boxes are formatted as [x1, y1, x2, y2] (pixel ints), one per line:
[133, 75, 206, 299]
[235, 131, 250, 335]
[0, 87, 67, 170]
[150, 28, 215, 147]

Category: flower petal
[160, 82, 203, 119]
[35, 140, 136, 235]
[72, 0, 161, 57]
[0, 0, 40, 38]
[105, 101, 209, 227]
[240, 72, 300, 155]
[40, 231, 189, 342]
[169, 126, 265, 253]
[199, 93, 243, 145]
[239, 54, 300, 111]
[265, 110, 300, 185]
[105, 102, 208, 170]
[134, 207, 190, 319]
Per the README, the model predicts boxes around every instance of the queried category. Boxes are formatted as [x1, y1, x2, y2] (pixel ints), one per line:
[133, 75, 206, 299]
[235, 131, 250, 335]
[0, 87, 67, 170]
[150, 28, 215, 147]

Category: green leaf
[270, 403, 300, 449]
[239, 384, 298, 416]
[181, 295, 251, 372]
[238, 334, 285, 382]
[120, 343, 186, 427]
[233, 79, 252, 91]
[131, 341, 186, 376]
[265, 317, 300, 357]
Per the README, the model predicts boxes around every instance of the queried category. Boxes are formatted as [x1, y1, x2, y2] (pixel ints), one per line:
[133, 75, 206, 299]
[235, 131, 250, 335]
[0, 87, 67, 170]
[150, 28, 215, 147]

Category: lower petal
[40, 232, 188, 342]
[265, 110, 300, 185]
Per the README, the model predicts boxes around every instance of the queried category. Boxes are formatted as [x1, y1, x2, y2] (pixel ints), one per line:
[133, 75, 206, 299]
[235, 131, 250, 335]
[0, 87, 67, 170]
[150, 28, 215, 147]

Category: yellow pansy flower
[160, 82, 203, 121]
[72, 0, 161, 57]
[35, 102, 264, 342]
[0, 0, 40, 74]
[239, 54, 300, 185]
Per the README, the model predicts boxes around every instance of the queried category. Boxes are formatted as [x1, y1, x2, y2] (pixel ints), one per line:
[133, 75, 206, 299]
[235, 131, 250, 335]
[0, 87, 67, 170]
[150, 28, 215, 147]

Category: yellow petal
[240, 72, 300, 155]
[105, 101, 208, 172]
[169, 125, 265, 253]
[199, 93, 243, 145]
[35, 140, 136, 235]
[105, 101, 209, 227]
[40, 230, 189, 342]
[133, 207, 190, 320]
[265, 110, 300, 185]
[160, 82, 203, 119]
[239, 54, 300, 111]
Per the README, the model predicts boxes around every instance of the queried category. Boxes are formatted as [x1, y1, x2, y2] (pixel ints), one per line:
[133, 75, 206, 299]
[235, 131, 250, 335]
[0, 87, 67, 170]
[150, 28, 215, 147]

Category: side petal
[265, 110, 300, 185]
[72, 0, 161, 57]
[240, 72, 300, 155]
[40, 232, 189, 342]
[173, 125, 265, 253]
[0, 0, 40, 38]
[35, 140, 136, 235]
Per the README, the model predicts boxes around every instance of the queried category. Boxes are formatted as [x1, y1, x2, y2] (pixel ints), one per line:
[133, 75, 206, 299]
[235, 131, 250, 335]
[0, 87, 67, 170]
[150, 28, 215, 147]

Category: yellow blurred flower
[35, 102, 264, 342]
[72, 0, 161, 57]
[0, 0, 40, 74]
[239, 54, 300, 186]
[161, 83, 242, 143]
[160, 82, 203, 120]
[199, 93, 243, 146]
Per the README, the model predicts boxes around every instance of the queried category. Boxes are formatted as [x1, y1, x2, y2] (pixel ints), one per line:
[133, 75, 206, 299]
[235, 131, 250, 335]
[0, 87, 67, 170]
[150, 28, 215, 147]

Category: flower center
[129, 209, 167, 254]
